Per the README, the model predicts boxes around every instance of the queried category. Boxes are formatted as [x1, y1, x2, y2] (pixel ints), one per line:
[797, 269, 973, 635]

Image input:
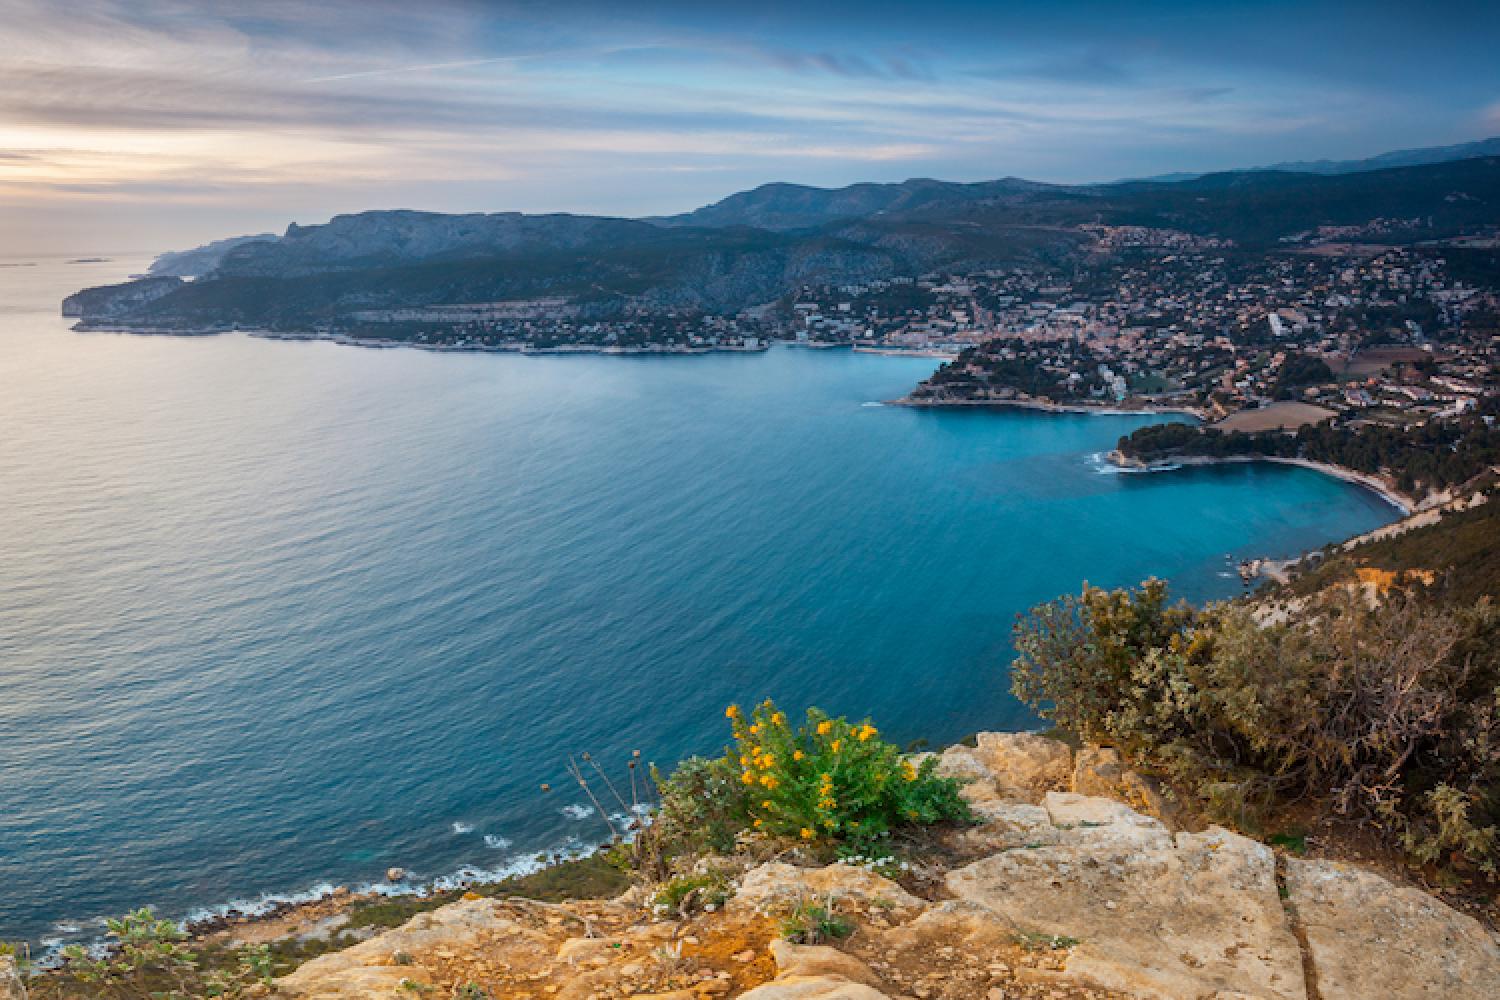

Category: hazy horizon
[4, 0, 1499, 255]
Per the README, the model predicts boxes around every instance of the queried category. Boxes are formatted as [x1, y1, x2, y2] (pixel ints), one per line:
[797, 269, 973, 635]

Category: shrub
[723, 700, 971, 850]
[1012, 582, 1500, 873]
[645, 702, 970, 861]
[639, 754, 750, 868]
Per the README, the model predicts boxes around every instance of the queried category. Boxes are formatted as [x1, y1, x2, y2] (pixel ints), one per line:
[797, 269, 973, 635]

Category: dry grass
[1214, 401, 1335, 432]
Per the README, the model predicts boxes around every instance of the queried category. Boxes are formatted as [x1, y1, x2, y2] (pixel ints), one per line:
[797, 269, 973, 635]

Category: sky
[2, 0, 1498, 254]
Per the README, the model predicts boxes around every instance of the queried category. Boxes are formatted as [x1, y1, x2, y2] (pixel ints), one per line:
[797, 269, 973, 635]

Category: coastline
[1106, 450, 1416, 515]
[888, 394, 1206, 419]
[71, 324, 771, 356]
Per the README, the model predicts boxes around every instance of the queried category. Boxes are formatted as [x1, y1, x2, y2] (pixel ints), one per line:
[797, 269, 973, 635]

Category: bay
[0, 256, 1395, 947]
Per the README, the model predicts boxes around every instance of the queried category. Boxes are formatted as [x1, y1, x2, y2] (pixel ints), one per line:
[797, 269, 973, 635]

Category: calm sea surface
[0, 255, 1396, 948]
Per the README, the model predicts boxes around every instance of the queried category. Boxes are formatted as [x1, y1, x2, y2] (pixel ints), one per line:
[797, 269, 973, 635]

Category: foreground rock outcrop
[277, 734, 1500, 999]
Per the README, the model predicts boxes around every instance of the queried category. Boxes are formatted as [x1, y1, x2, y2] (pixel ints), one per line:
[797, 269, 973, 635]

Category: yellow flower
[902, 761, 918, 782]
[816, 721, 833, 736]
[760, 774, 779, 790]
[771, 712, 786, 726]
[800, 828, 814, 840]
[760, 754, 775, 768]
[792, 750, 805, 762]
[858, 724, 877, 742]
[761, 800, 773, 809]
[831, 739, 843, 753]
[749, 723, 761, 735]
[739, 755, 751, 767]
[753, 818, 763, 828]
[725, 704, 740, 719]
[741, 771, 755, 785]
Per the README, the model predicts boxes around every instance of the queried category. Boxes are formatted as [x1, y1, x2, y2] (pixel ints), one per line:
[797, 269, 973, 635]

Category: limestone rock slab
[948, 823, 1307, 1000]
[1285, 858, 1500, 1000]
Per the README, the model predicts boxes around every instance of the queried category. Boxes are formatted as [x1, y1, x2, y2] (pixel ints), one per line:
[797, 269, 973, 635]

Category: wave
[33, 831, 607, 969]
[560, 803, 595, 821]
[451, 821, 475, 835]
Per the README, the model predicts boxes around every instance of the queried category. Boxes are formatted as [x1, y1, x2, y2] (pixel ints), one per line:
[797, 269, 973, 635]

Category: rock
[1284, 858, 1500, 1000]
[948, 821, 1307, 1000]
[1042, 791, 1171, 850]
[973, 733, 1074, 803]
[731, 863, 923, 915]
[557, 936, 618, 966]
[958, 801, 1063, 853]
[738, 975, 892, 999]
[385, 867, 407, 882]
[880, 900, 1017, 952]
[1070, 746, 1179, 826]
[277, 899, 553, 998]
[733, 949, 757, 963]
[770, 940, 882, 986]
[1, 956, 23, 1000]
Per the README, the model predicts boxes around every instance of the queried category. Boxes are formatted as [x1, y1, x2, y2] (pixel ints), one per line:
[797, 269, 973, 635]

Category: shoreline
[71, 324, 771, 356]
[888, 394, 1206, 419]
[1106, 450, 1416, 515]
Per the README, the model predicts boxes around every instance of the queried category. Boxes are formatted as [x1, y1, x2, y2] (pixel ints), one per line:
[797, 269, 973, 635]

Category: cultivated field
[1214, 401, 1337, 432]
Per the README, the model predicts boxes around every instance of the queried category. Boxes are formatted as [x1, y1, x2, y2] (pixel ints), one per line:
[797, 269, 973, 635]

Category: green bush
[647, 701, 971, 860]
[1012, 581, 1500, 873]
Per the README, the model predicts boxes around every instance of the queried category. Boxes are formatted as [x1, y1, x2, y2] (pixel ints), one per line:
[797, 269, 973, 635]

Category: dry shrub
[1012, 581, 1500, 872]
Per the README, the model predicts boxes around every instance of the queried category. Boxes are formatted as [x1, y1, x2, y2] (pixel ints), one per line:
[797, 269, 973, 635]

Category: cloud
[1022, 49, 1135, 85]
[1480, 100, 1500, 133]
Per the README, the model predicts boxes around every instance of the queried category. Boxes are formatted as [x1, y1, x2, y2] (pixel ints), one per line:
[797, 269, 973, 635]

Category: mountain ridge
[64, 154, 1500, 332]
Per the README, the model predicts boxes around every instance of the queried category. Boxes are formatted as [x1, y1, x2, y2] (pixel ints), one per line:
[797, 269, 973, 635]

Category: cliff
[264, 734, 1500, 1000]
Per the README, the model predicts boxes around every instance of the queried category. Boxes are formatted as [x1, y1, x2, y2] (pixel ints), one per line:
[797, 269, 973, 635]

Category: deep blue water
[0, 256, 1396, 948]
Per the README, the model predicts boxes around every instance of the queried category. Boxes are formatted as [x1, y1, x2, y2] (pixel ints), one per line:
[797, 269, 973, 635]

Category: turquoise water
[0, 256, 1396, 948]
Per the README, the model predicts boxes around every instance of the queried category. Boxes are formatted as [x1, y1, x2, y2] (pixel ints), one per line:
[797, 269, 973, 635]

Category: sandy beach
[1108, 451, 1416, 515]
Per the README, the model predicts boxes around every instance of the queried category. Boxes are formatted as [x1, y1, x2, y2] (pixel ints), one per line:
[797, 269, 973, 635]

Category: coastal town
[825, 228, 1498, 429]
[333, 224, 1500, 435]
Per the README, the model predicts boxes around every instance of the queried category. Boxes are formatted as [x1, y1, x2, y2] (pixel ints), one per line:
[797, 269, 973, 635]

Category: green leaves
[724, 700, 971, 850]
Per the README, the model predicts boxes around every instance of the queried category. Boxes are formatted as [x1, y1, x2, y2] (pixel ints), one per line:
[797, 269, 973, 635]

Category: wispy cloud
[0, 0, 1489, 254]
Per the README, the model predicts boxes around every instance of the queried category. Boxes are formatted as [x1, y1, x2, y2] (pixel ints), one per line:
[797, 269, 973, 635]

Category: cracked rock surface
[277, 734, 1500, 999]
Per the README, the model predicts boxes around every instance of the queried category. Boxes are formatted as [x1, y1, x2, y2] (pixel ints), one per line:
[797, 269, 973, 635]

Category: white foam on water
[560, 803, 595, 821]
[483, 834, 512, 849]
[451, 821, 475, 835]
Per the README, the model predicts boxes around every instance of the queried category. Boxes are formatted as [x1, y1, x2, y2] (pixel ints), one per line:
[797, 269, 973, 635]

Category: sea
[0, 255, 1397, 951]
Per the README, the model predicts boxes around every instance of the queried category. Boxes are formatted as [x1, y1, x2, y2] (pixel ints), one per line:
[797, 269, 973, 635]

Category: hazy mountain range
[66, 140, 1500, 330]
[1140, 136, 1500, 183]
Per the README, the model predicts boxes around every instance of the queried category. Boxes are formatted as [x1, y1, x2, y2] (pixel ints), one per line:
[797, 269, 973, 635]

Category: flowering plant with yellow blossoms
[721, 700, 970, 848]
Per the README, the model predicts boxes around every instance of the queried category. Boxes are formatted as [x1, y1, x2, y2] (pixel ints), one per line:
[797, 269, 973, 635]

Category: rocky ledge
[272, 734, 1500, 1000]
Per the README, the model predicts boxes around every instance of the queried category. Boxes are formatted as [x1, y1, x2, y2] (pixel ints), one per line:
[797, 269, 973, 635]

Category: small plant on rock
[779, 895, 854, 945]
[651, 871, 733, 916]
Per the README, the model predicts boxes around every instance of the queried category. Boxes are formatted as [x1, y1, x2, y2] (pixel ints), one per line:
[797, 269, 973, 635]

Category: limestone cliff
[270, 734, 1500, 1000]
